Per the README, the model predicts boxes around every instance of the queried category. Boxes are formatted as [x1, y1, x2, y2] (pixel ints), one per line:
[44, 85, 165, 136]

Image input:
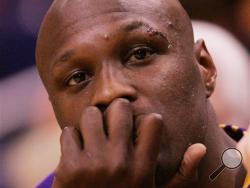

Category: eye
[66, 71, 91, 86]
[127, 46, 155, 62]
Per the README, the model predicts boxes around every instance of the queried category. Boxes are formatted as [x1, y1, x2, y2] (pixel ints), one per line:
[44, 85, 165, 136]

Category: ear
[194, 39, 217, 98]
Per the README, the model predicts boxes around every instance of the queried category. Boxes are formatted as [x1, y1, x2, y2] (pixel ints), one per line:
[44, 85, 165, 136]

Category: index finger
[60, 126, 82, 157]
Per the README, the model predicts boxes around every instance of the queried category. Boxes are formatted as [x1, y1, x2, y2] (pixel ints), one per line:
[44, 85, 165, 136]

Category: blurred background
[0, 0, 249, 187]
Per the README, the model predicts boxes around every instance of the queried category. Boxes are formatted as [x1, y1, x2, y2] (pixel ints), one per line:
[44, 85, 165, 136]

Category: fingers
[80, 106, 107, 152]
[63, 99, 134, 155]
[60, 126, 82, 157]
[134, 113, 163, 174]
[167, 143, 207, 188]
[60, 100, 163, 185]
[179, 143, 206, 179]
[135, 113, 163, 161]
[104, 98, 133, 148]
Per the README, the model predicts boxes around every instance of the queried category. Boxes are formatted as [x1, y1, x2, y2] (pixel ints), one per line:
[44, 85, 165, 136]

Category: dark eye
[66, 71, 91, 86]
[128, 47, 155, 62]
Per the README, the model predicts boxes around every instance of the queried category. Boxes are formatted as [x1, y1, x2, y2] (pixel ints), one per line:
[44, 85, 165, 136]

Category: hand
[237, 126, 250, 172]
[52, 98, 163, 188]
[165, 143, 206, 188]
[52, 98, 207, 188]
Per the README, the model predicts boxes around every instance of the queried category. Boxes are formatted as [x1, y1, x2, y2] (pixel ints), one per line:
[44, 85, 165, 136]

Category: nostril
[95, 96, 135, 112]
[96, 104, 108, 113]
[123, 95, 136, 102]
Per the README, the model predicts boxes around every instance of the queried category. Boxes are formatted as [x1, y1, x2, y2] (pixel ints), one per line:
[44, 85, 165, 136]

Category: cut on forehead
[36, 0, 194, 82]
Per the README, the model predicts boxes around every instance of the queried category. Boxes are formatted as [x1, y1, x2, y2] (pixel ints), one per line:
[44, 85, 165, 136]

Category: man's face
[37, 0, 211, 183]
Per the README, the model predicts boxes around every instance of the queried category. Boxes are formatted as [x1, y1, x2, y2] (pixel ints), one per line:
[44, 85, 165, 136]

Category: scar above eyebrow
[52, 49, 75, 68]
[59, 50, 74, 62]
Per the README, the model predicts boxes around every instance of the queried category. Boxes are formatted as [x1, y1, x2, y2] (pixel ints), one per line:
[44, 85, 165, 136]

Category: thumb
[166, 143, 207, 188]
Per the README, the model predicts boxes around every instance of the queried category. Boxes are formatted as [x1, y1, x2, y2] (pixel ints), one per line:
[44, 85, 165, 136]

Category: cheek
[132, 56, 205, 109]
[50, 92, 88, 128]
[155, 58, 207, 137]
[139, 58, 208, 178]
[132, 57, 207, 160]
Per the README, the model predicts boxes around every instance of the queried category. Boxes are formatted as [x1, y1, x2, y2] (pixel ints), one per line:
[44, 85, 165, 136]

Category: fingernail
[63, 126, 69, 131]
[153, 113, 163, 120]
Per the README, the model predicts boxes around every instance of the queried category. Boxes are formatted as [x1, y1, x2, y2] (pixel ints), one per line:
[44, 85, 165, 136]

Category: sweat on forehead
[36, 0, 193, 79]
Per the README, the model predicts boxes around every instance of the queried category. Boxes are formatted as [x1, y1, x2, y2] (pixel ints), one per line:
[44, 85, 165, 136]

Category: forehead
[53, 16, 169, 58]
[42, 0, 182, 40]
[52, 0, 166, 19]
[51, 16, 173, 71]
[47, 0, 178, 38]
[36, 0, 191, 71]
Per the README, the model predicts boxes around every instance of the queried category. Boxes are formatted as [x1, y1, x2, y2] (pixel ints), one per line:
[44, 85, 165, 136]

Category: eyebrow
[54, 20, 168, 67]
[58, 50, 74, 62]
[53, 49, 75, 68]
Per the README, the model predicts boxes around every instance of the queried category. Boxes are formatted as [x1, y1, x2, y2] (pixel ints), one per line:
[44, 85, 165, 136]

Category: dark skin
[36, 0, 245, 187]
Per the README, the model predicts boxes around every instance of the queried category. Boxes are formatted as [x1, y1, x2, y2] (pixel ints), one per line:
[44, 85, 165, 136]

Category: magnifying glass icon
[209, 148, 242, 181]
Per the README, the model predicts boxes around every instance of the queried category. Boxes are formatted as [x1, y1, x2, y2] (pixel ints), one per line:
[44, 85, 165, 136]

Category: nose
[90, 64, 137, 112]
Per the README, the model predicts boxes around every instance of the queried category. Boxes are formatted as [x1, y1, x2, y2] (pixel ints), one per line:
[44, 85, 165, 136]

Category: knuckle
[90, 160, 107, 175]
[54, 162, 72, 184]
[60, 161, 75, 175]
[133, 160, 154, 180]
[109, 158, 128, 177]
[56, 158, 84, 182]
[132, 172, 150, 186]
[54, 165, 64, 182]
[134, 165, 150, 177]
